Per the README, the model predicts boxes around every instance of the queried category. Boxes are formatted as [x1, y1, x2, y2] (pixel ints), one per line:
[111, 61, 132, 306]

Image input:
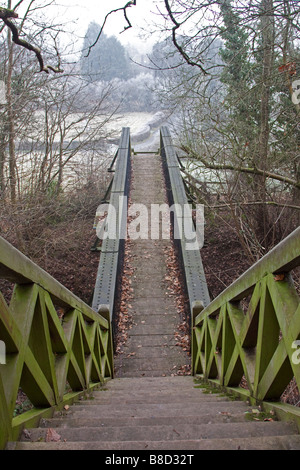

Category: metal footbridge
[0, 127, 300, 450]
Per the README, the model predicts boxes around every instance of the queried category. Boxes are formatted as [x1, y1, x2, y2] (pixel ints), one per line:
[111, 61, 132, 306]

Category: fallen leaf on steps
[46, 428, 61, 442]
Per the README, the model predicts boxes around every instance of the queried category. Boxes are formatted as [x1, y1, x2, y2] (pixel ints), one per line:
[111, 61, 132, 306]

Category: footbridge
[1, 127, 300, 450]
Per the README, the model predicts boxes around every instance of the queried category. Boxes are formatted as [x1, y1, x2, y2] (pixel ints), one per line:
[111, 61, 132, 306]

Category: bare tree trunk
[282, 0, 300, 220]
[39, 102, 50, 193]
[57, 123, 64, 195]
[0, 129, 7, 196]
[255, 0, 275, 245]
[5, 0, 27, 253]
[6, 0, 17, 205]
[258, 0, 274, 163]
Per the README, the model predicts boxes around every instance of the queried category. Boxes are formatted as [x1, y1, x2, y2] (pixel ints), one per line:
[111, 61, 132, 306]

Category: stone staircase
[7, 150, 300, 451]
[8, 376, 300, 450]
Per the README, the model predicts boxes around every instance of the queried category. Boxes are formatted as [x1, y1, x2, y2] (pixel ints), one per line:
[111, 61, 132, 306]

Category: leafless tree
[150, 0, 300, 256]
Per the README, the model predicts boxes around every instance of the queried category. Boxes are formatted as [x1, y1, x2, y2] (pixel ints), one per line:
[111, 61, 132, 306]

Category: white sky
[62, 1, 160, 35]
[52, 0, 164, 54]
[0, 0, 167, 60]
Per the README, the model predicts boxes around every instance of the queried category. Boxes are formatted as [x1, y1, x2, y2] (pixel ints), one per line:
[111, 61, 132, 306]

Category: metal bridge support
[160, 126, 210, 316]
[92, 128, 131, 341]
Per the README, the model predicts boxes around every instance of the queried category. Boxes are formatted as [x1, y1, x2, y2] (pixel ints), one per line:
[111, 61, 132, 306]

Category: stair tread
[21, 420, 297, 442]
[41, 412, 251, 428]
[64, 401, 251, 418]
[10, 434, 300, 451]
[73, 396, 237, 404]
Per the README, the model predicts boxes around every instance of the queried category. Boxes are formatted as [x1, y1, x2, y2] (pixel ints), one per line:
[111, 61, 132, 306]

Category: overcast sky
[0, 0, 166, 59]
[55, 0, 164, 54]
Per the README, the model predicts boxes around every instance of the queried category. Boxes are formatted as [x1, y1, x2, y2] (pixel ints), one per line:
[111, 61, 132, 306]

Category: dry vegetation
[0, 173, 110, 305]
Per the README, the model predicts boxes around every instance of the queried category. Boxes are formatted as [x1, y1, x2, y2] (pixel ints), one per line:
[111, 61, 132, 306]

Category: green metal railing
[192, 226, 300, 426]
[0, 236, 114, 449]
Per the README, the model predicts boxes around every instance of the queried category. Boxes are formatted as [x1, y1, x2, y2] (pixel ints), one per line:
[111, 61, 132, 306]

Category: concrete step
[74, 386, 236, 401]
[40, 412, 250, 429]
[97, 378, 203, 390]
[117, 345, 184, 358]
[118, 358, 187, 373]
[119, 340, 184, 349]
[117, 349, 186, 362]
[103, 376, 195, 386]
[10, 435, 300, 450]
[71, 395, 237, 405]
[97, 387, 212, 395]
[54, 401, 262, 419]
[115, 370, 185, 377]
[86, 390, 231, 400]
[126, 298, 176, 314]
[121, 335, 179, 348]
[124, 324, 179, 336]
[131, 314, 179, 325]
[20, 421, 297, 444]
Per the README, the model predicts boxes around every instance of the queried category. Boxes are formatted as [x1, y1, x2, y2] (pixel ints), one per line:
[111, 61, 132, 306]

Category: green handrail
[0, 236, 114, 449]
[192, 226, 300, 426]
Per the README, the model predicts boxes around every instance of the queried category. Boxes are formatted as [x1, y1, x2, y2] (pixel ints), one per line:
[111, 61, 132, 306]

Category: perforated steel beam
[92, 128, 131, 319]
[160, 126, 210, 309]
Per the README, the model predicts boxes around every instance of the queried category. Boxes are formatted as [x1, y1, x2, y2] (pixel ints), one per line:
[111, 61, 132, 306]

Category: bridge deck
[115, 152, 189, 377]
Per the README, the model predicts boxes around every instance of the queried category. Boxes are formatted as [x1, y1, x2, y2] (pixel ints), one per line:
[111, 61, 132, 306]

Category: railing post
[191, 301, 204, 376]
[0, 373, 11, 449]
[98, 305, 114, 379]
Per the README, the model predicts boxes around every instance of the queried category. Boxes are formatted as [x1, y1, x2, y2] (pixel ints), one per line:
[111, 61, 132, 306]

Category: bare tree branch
[180, 152, 300, 190]
[164, 0, 208, 75]
[85, 0, 137, 57]
[210, 201, 300, 211]
[183, 178, 300, 211]
[0, 7, 63, 74]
